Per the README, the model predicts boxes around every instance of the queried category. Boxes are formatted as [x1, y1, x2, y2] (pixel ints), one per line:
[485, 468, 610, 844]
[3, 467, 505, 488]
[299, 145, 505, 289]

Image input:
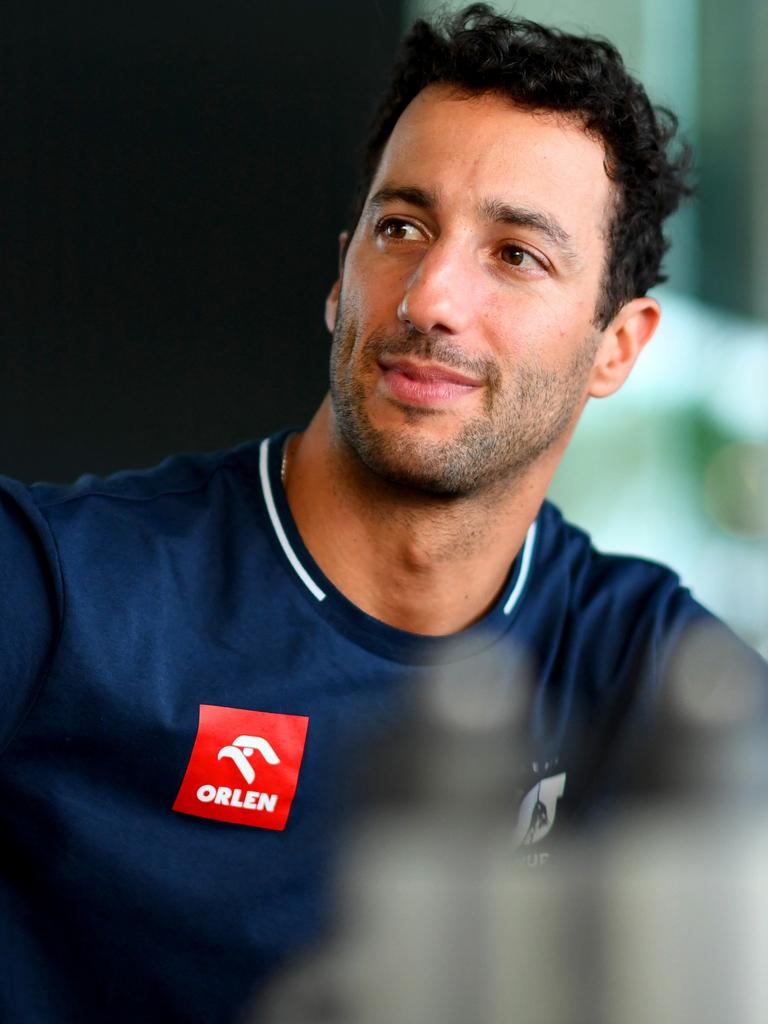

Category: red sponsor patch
[173, 704, 309, 830]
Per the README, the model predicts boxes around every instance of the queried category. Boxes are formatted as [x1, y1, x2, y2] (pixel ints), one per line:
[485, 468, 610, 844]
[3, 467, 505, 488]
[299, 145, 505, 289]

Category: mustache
[364, 329, 501, 388]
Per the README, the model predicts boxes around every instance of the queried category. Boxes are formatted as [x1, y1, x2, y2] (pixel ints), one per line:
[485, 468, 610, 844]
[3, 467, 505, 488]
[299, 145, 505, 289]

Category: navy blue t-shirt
[0, 431, 762, 1022]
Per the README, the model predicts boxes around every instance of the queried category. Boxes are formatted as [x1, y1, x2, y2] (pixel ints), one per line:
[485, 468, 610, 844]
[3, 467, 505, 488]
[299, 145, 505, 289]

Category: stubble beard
[329, 306, 600, 498]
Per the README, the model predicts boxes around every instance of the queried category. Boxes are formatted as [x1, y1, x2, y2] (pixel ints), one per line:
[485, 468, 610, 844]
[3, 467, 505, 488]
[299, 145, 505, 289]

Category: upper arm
[0, 481, 62, 753]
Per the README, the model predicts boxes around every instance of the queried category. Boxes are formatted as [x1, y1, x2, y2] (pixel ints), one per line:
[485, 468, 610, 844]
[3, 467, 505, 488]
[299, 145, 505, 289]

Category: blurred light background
[407, 0, 768, 653]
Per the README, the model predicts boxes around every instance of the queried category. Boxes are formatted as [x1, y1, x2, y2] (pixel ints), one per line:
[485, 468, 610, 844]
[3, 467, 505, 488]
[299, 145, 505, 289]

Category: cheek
[341, 272, 400, 340]
[493, 293, 596, 366]
[337, 268, 369, 325]
[484, 298, 556, 363]
[331, 286, 369, 372]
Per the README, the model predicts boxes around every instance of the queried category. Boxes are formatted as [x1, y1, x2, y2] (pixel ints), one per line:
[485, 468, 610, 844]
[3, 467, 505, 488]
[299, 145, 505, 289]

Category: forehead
[370, 85, 613, 244]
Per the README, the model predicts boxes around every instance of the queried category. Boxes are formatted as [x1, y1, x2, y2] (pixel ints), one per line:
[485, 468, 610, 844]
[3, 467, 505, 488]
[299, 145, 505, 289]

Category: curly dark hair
[352, 4, 693, 328]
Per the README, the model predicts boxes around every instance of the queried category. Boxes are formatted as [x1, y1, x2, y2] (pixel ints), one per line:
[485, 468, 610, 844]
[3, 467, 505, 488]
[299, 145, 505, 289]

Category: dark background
[0, 0, 404, 483]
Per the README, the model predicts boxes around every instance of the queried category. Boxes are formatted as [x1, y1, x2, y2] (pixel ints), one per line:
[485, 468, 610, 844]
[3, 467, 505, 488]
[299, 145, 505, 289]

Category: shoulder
[0, 439, 275, 748]
[527, 501, 721, 705]
[0, 439, 271, 604]
[533, 498, 766, 698]
[535, 499, 700, 623]
[528, 503, 768, 812]
[23, 440, 263, 515]
[5, 440, 268, 556]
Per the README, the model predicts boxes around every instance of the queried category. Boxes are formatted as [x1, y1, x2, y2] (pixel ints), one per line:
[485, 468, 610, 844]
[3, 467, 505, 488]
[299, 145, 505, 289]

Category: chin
[343, 421, 502, 498]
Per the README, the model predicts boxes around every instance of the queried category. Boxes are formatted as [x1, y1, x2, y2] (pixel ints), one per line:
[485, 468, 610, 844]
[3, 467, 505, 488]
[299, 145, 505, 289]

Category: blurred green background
[409, 0, 768, 653]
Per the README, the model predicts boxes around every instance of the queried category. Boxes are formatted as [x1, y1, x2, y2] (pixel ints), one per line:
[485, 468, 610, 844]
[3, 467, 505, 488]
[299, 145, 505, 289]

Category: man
[1, 5, 765, 1023]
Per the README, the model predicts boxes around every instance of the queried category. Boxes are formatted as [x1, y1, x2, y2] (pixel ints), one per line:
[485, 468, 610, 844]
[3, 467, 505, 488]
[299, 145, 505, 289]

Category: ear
[588, 297, 661, 399]
[324, 231, 349, 334]
[324, 279, 341, 334]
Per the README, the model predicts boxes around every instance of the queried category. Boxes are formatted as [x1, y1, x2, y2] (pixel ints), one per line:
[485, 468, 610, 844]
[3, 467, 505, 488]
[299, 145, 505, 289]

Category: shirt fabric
[0, 430, 754, 1023]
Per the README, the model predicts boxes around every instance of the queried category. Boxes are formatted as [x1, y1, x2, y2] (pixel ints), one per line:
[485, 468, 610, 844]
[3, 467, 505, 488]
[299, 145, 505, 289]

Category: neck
[284, 397, 561, 635]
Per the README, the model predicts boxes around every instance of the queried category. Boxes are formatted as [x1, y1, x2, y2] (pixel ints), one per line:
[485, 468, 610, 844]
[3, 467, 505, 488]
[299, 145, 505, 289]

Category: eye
[375, 217, 424, 243]
[499, 244, 547, 274]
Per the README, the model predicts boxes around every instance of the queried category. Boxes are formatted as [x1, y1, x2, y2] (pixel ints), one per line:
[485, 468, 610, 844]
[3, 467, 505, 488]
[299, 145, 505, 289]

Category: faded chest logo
[173, 704, 309, 830]
[511, 772, 567, 852]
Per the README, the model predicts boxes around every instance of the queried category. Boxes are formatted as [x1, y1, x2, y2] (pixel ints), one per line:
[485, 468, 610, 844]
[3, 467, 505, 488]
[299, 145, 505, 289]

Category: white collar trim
[259, 436, 537, 615]
[259, 438, 326, 601]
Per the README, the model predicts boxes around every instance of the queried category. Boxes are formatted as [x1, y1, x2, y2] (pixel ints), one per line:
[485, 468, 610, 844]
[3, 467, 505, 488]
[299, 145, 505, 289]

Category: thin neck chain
[281, 433, 296, 487]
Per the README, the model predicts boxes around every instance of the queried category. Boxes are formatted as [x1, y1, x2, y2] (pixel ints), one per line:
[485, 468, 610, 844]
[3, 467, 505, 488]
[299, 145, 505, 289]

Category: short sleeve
[0, 477, 62, 753]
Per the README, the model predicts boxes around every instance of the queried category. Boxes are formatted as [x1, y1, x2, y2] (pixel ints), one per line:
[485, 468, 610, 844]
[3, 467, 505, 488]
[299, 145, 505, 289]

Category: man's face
[327, 86, 615, 496]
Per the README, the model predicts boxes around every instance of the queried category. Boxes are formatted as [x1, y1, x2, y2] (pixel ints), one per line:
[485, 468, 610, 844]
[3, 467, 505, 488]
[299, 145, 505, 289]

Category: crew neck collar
[257, 430, 538, 664]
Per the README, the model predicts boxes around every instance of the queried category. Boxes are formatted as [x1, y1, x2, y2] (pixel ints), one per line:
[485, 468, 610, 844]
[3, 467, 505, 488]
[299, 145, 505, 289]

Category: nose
[396, 241, 475, 335]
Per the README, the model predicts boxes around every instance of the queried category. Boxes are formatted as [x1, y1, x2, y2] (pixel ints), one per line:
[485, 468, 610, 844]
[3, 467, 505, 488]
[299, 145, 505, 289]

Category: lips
[377, 357, 483, 406]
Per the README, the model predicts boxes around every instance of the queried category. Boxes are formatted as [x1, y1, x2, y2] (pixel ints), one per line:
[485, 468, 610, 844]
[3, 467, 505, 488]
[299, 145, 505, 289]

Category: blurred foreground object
[254, 621, 768, 1024]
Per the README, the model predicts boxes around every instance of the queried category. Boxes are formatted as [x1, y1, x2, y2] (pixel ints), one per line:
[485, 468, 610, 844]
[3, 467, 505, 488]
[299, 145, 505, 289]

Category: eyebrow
[368, 185, 439, 212]
[368, 184, 580, 266]
[478, 198, 579, 264]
